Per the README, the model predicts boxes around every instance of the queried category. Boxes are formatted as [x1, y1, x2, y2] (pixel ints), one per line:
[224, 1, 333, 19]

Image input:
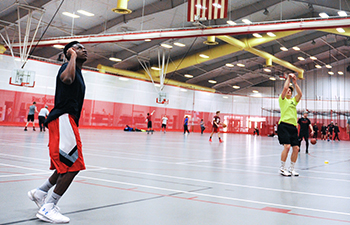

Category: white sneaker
[36, 203, 70, 223]
[28, 189, 47, 208]
[280, 167, 291, 176]
[288, 168, 299, 176]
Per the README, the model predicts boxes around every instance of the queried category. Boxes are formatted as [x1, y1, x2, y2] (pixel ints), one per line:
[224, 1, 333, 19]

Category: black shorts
[147, 121, 152, 128]
[161, 124, 166, 128]
[278, 122, 299, 146]
[27, 114, 34, 122]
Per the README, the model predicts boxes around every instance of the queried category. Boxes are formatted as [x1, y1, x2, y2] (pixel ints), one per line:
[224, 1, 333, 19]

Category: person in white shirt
[161, 115, 168, 133]
[38, 106, 49, 132]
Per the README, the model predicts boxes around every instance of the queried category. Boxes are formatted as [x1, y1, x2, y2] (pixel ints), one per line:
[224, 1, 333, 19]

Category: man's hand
[67, 47, 77, 59]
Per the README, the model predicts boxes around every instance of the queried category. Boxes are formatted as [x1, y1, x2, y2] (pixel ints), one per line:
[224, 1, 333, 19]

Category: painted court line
[78, 174, 350, 217]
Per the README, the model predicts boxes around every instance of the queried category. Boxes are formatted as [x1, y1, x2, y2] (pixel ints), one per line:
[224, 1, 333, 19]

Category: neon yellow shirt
[278, 95, 298, 126]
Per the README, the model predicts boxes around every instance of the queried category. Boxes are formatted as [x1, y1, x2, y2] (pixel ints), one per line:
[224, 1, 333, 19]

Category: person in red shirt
[209, 111, 223, 143]
[146, 110, 155, 134]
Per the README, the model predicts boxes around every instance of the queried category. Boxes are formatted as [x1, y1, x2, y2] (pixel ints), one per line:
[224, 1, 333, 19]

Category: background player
[24, 102, 38, 131]
[27, 41, 87, 223]
[312, 122, 318, 139]
[161, 115, 168, 133]
[146, 110, 155, 134]
[297, 111, 314, 154]
[38, 105, 49, 132]
[209, 111, 223, 143]
[183, 116, 190, 134]
[278, 74, 302, 176]
[321, 123, 327, 140]
[327, 121, 334, 141]
[333, 122, 340, 141]
[200, 119, 206, 134]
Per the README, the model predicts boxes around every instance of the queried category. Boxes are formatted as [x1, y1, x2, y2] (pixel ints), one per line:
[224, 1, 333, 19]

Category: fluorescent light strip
[315, 65, 322, 68]
[336, 28, 345, 33]
[77, 10, 94, 16]
[232, 85, 240, 89]
[253, 33, 262, 38]
[199, 54, 209, 59]
[242, 19, 252, 24]
[264, 68, 271, 72]
[208, 80, 217, 84]
[184, 74, 193, 78]
[161, 43, 173, 49]
[151, 66, 161, 71]
[319, 12, 329, 18]
[53, 44, 64, 49]
[280, 47, 288, 51]
[62, 12, 80, 18]
[267, 32, 276, 37]
[227, 20, 236, 25]
[328, 71, 334, 75]
[297, 57, 305, 61]
[325, 65, 332, 68]
[269, 77, 276, 81]
[225, 63, 234, 67]
[338, 11, 347, 17]
[237, 63, 245, 67]
[252, 90, 259, 93]
[293, 46, 300, 51]
[109, 57, 122, 62]
[174, 42, 186, 47]
[338, 71, 344, 75]
[310, 56, 317, 60]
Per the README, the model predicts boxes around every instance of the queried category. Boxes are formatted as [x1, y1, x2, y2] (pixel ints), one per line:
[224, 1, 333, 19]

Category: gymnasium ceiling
[1, 0, 350, 94]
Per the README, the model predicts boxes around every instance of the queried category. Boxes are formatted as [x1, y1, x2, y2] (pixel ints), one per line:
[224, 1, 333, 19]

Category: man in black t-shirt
[327, 121, 334, 141]
[27, 41, 87, 223]
[297, 112, 314, 153]
[333, 123, 340, 141]
[312, 123, 318, 139]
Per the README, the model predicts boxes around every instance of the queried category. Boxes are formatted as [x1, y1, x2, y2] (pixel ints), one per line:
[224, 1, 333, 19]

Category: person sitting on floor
[124, 125, 134, 131]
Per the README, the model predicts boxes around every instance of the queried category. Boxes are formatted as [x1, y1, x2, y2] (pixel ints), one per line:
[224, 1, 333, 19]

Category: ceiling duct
[112, 0, 132, 14]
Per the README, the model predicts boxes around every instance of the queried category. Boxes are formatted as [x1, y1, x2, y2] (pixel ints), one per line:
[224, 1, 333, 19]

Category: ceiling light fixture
[109, 57, 122, 62]
[237, 63, 245, 67]
[77, 10, 94, 16]
[184, 74, 193, 78]
[293, 46, 300, 51]
[310, 56, 317, 60]
[227, 20, 236, 25]
[161, 43, 173, 49]
[297, 56, 305, 61]
[319, 12, 329, 18]
[62, 12, 80, 18]
[151, 66, 161, 70]
[53, 44, 65, 49]
[280, 47, 288, 51]
[208, 80, 217, 84]
[242, 19, 252, 24]
[267, 32, 276, 37]
[338, 71, 344, 75]
[264, 68, 271, 72]
[328, 71, 334, 75]
[253, 33, 262, 38]
[174, 42, 186, 47]
[336, 28, 345, 33]
[252, 90, 259, 93]
[269, 77, 276, 81]
[232, 85, 240, 89]
[199, 54, 209, 59]
[144, 39, 151, 42]
[225, 63, 234, 67]
[338, 11, 347, 17]
[315, 64, 322, 68]
[325, 64, 332, 68]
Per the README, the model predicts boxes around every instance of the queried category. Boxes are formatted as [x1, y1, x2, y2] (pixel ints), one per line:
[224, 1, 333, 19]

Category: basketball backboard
[9, 69, 36, 87]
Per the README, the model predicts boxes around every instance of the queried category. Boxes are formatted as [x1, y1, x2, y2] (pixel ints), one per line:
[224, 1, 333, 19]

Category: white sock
[290, 161, 296, 170]
[46, 192, 61, 205]
[38, 180, 54, 192]
[280, 161, 286, 168]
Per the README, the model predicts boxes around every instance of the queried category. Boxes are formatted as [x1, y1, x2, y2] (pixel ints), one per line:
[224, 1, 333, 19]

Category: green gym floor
[1, 127, 350, 225]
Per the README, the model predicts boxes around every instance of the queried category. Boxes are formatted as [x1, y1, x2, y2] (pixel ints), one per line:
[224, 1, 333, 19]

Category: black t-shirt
[45, 63, 86, 127]
[313, 125, 318, 132]
[298, 117, 311, 134]
[327, 124, 334, 133]
[334, 126, 339, 133]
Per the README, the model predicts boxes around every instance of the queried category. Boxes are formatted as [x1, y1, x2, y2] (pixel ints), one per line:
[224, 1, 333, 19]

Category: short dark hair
[288, 86, 294, 92]
[216, 111, 220, 114]
[63, 41, 80, 60]
[33, 101, 36, 104]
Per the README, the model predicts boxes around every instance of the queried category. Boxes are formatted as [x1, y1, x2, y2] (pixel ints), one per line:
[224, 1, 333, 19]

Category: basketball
[222, 124, 227, 128]
[310, 138, 317, 145]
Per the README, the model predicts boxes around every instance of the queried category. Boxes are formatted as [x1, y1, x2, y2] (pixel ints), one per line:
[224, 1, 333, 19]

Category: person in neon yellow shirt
[278, 74, 302, 176]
